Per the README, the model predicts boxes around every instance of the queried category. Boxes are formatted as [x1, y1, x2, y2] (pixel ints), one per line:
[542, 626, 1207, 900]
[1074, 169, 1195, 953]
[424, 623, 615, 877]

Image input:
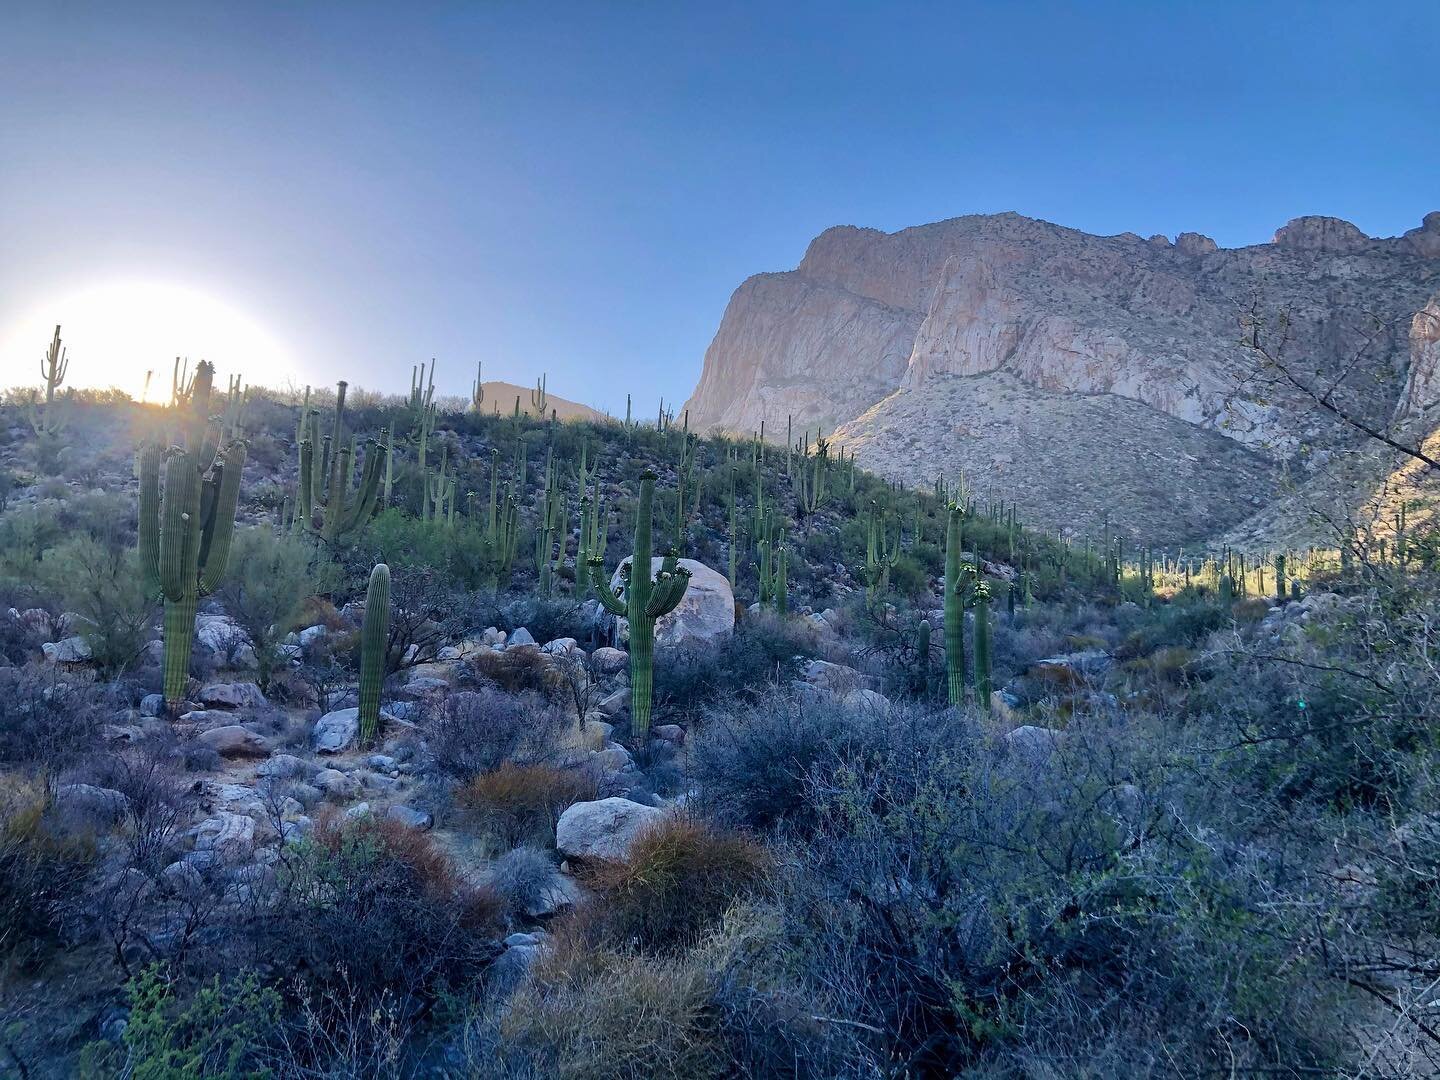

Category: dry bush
[258, 809, 501, 1019]
[0, 778, 96, 966]
[497, 934, 728, 1080]
[424, 687, 567, 781]
[470, 645, 558, 696]
[581, 818, 771, 952]
[456, 764, 597, 851]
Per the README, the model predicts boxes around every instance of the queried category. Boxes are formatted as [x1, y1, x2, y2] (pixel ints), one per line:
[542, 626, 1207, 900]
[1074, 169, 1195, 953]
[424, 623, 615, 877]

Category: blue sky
[2, 0, 1437, 411]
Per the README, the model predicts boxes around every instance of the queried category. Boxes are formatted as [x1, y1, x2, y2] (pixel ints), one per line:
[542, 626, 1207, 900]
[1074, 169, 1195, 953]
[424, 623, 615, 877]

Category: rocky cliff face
[683, 211, 1440, 543]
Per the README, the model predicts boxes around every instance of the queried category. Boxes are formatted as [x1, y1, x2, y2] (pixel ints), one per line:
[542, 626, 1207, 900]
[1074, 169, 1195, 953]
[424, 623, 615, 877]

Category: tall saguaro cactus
[944, 505, 977, 708]
[588, 471, 692, 743]
[137, 361, 248, 710]
[972, 580, 992, 712]
[358, 563, 391, 746]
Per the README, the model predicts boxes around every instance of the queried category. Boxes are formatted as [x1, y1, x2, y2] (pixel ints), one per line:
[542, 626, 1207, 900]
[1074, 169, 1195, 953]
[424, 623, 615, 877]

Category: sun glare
[0, 281, 293, 400]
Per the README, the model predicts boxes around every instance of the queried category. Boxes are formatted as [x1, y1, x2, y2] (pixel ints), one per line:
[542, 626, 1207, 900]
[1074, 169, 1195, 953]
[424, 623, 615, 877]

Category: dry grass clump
[499, 932, 728, 1080]
[581, 817, 771, 952]
[455, 764, 597, 850]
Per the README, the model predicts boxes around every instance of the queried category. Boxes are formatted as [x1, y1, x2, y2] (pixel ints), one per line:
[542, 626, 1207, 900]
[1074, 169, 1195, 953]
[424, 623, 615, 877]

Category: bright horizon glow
[0, 281, 294, 401]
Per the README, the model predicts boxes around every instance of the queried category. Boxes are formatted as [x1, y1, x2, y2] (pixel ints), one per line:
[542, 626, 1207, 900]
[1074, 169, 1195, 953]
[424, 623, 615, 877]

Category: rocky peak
[1174, 231, 1218, 256]
[1272, 215, 1373, 253]
[1401, 211, 1440, 258]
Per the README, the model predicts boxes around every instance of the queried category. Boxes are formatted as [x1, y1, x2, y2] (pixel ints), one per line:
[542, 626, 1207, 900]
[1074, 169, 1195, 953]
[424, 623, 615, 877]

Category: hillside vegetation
[1, 358, 1439, 1078]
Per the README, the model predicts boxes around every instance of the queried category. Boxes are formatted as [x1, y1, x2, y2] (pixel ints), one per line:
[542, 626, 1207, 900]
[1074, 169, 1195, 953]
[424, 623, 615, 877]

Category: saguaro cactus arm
[589, 558, 628, 617]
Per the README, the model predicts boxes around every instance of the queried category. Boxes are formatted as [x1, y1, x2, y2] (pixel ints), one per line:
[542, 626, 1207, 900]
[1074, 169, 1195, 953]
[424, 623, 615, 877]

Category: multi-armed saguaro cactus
[471, 361, 485, 413]
[530, 373, 548, 416]
[296, 381, 388, 545]
[972, 580, 992, 712]
[358, 563, 391, 747]
[588, 470, 692, 743]
[137, 361, 248, 710]
[864, 501, 901, 609]
[29, 324, 70, 433]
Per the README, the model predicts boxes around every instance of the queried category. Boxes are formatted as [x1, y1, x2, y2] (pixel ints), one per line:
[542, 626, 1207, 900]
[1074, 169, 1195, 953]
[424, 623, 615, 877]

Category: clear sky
[2, 1, 1437, 411]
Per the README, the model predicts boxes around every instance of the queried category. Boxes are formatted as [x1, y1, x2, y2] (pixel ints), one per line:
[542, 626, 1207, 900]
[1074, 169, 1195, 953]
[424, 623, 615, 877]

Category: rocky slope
[683, 211, 1440, 544]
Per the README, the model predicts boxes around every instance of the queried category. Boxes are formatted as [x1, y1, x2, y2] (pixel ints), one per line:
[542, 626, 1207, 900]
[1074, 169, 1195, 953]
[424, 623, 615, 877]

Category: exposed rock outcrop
[683, 210, 1440, 542]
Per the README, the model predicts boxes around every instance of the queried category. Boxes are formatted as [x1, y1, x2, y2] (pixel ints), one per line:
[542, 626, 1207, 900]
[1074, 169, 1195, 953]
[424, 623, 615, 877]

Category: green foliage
[115, 965, 280, 1080]
[215, 527, 338, 687]
[40, 535, 152, 676]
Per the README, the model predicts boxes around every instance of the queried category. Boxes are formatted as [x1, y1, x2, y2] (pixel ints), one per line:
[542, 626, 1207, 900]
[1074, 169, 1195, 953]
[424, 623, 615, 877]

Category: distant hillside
[471, 380, 607, 424]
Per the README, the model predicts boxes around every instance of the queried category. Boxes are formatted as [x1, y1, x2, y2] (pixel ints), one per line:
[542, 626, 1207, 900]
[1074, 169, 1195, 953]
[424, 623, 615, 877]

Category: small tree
[216, 528, 338, 689]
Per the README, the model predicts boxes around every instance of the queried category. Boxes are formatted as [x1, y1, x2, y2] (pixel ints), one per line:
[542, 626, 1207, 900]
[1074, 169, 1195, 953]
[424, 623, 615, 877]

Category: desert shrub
[484, 903, 851, 1080]
[1114, 596, 1228, 659]
[767, 719, 1346, 1076]
[0, 504, 63, 581]
[83, 964, 283, 1080]
[88, 746, 191, 872]
[0, 780, 96, 966]
[0, 663, 105, 773]
[581, 819, 770, 952]
[887, 554, 929, 598]
[691, 695, 897, 832]
[39, 534, 153, 676]
[494, 595, 592, 647]
[261, 812, 500, 1014]
[651, 611, 809, 722]
[456, 764, 597, 851]
[470, 645, 559, 696]
[424, 688, 567, 780]
[487, 845, 564, 927]
[215, 527, 339, 689]
[493, 935, 730, 1080]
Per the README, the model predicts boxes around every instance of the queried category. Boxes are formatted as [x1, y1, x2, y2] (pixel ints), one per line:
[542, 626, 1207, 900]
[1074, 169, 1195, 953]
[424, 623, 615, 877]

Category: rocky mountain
[683, 211, 1440, 545]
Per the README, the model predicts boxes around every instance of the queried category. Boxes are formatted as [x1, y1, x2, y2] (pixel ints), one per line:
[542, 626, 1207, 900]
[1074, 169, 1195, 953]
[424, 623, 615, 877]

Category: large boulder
[42, 636, 92, 664]
[197, 682, 268, 710]
[194, 614, 257, 669]
[556, 797, 666, 861]
[197, 725, 271, 759]
[312, 707, 394, 753]
[609, 558, 734, 648]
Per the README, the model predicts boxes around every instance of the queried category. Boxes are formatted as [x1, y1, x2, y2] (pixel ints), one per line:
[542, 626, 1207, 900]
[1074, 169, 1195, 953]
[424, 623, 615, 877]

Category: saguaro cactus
[358, 563, 391, 746]
[296, 381, 388, 544]
[973, 580, 992, 712]
[588, 470, 692, 743]
[137, 361, 248, 710]
[944, 505, 977, 707]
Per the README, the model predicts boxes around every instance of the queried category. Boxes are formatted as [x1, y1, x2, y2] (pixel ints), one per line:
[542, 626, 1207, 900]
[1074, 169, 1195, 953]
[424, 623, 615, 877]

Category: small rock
[542, 637, 578, 655]
[313, 769, 362, 802]
[507, 627, 536, 647]
[140, 693, 166, 717]
[313, 707, 360, 753]
[384, 804, 433, 830]
[192, 813, 256, 864]
[256, 754, 315, 780]
[652, 724, 684, 744]
[55, 783, 129, 826]
[344, 802, 372, 821]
